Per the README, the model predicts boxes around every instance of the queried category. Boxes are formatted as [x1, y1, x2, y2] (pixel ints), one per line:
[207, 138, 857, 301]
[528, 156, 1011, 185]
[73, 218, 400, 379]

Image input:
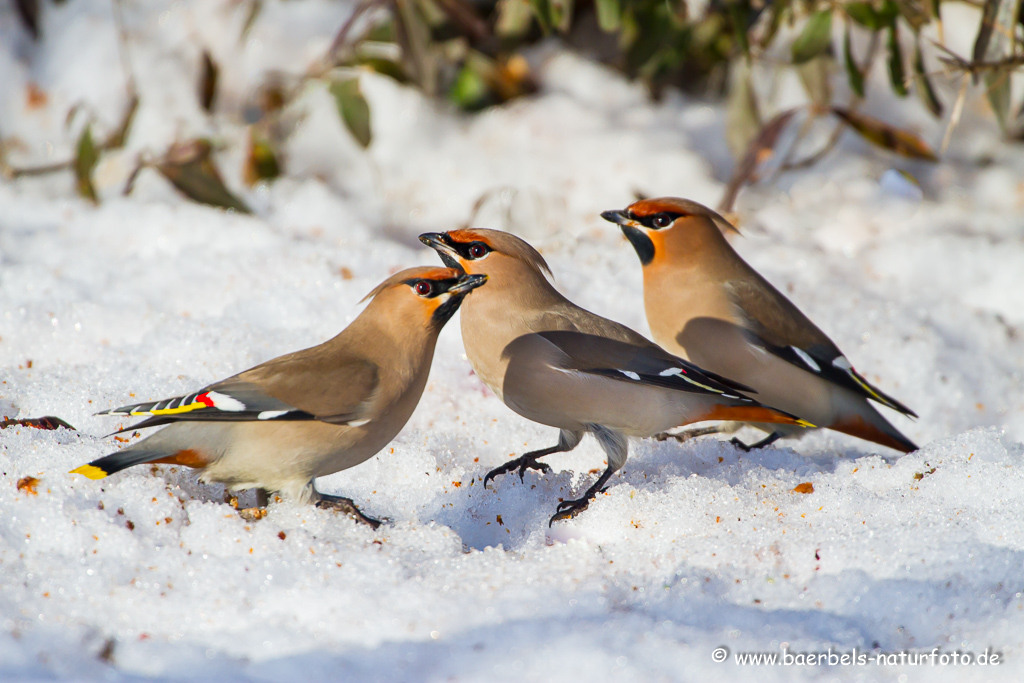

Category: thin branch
[323, 0, 387, 69]
[778, 120, 845, 171]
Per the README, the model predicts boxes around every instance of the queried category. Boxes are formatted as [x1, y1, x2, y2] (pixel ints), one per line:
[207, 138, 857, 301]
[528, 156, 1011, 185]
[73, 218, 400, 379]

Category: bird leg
[730, 431, 782, 452]
[549, 466, 615, 526]
[549, 425, 627, 525]
[652, 425, 728, 443]
[483, 429, 583, 490]
[315, 493, 383, 529]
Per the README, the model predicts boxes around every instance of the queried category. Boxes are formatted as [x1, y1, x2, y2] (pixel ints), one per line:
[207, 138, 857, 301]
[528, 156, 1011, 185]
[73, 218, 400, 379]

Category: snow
[2, 1, 1024, 680]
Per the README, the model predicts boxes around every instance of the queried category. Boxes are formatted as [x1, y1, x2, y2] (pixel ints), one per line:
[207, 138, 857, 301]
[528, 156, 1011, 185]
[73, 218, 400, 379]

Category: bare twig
[323, 0, 387, 69]
[779, 120, 846, 171]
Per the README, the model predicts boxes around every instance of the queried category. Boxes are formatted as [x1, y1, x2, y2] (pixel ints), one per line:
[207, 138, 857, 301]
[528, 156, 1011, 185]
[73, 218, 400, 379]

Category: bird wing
[97, 348, 381, 433]
[725, 278, 917, 417]
[236, 345, 381, 425]
[531, 331, 758, 400]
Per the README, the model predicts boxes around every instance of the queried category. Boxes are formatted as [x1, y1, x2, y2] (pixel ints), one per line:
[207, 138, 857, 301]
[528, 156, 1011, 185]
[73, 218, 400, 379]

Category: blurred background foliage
[4, 0, 1024, 211]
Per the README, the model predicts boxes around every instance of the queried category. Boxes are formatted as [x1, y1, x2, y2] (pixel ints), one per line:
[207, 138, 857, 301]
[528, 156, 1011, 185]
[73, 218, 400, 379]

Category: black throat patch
[622, 225, 655, 265]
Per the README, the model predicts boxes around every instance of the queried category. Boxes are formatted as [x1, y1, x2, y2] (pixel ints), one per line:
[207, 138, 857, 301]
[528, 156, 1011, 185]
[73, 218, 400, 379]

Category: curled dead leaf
[831, 107, 938, 161]
[17, 476, 40, 495]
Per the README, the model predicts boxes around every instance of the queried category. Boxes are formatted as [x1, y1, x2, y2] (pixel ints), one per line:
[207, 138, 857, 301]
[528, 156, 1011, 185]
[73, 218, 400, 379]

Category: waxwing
[72, 267, 488, 527]
[602, 197, 916, 453]
[420, 229, 809, 524]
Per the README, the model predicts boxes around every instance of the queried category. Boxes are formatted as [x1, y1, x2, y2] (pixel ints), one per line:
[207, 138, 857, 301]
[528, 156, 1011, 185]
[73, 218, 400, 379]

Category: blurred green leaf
[550, 0, 573, 32]
[831, 107, 937, 160]
[877, 0, 900, 26]
[729, 1, 751, 60]
[496, 0, 535, 37]
[528, 0, 552, 33]
[449, 62, 490, 109]
[796, 54, 834, 109]
[759, 0, 790, 49]
[329, 77, 373, 148]
[913, 38, 942, 116]
[886, 23, 908, 97]
[792, 11, 832, 64]
[894, 0, 929, 30]
[595, 0, 621, 32]
[843, 23, 865, 98]
[157, 140, 252, 213]
[726, 61, 761, 158]
[74, 124, 99, 204]
[846, 2, 880, 29]
[243, 127, 281, 186]
[104, 94, 138, 150]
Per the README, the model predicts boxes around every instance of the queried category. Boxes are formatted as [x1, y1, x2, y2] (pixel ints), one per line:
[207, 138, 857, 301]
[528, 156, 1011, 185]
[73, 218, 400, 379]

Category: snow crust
[2, 1, 1024, 680]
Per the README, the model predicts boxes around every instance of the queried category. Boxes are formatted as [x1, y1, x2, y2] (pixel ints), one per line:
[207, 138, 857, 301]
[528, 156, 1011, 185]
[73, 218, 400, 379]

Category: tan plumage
[602, 197, 917, 453]
[419, 228, 809, 523]
[71, 267, 488, 527]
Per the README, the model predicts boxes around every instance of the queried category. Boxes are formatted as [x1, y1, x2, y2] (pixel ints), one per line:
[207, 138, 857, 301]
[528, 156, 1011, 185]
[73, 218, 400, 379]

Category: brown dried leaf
[157, 140, 252, 213]
[199, 50, 219, 113]
[793, 482, 814, 494]
[719, 108, 799, 213]
[17, 476, 40, 495]
[0, 416, 77, 430]
[831, 107, 938, 160]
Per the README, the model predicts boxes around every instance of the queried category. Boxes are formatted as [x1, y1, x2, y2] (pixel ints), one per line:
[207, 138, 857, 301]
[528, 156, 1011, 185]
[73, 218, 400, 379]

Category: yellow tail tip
[70, 464, 108, 480]
[795, 419, 816, 429]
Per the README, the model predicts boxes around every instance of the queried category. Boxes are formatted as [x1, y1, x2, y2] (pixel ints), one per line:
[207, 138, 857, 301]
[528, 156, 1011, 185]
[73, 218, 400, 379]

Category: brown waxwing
[71, 267, 488, 527]
[419, 228, 811, 524]
[601, 197, 917, 453]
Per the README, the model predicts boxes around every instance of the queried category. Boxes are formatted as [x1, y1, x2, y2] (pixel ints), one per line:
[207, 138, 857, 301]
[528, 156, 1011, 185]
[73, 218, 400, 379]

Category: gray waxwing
[601, 197, 917, 453]
[419, 228, 811, 524]
[71, 267, 488, 527]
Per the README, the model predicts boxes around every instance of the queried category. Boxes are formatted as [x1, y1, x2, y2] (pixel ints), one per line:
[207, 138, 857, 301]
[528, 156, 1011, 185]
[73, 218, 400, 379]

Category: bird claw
[730, 432, 781, 452]
[483, 455, 552, 490]
[729, 437, 753, 452]
[549, 496, 592, 525]
[316, 495, 384, 529]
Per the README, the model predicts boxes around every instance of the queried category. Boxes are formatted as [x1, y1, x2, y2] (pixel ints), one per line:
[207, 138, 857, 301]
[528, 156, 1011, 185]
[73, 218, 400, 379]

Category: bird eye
[414, 281, 433, 296]
[467, 243, 488, 259]
[652, 214, 671, 229]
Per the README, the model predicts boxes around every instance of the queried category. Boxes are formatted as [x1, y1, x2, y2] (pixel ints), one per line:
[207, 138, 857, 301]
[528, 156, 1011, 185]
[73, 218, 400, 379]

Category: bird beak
[419, 232, 462, 269]
[600, 209, 640, 229]
[448, 273, 488, 295]
[602, 210, 655, 265]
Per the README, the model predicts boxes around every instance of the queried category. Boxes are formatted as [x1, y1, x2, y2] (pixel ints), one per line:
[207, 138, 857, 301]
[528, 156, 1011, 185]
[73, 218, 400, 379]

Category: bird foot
[483, 455, 552, 489]
[653, 425, 724, 443]
[316, 495, 384, 529]
[730, 431, 782, 452]
[548, 486, 607, 526]
[729, 437, 753, 452]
